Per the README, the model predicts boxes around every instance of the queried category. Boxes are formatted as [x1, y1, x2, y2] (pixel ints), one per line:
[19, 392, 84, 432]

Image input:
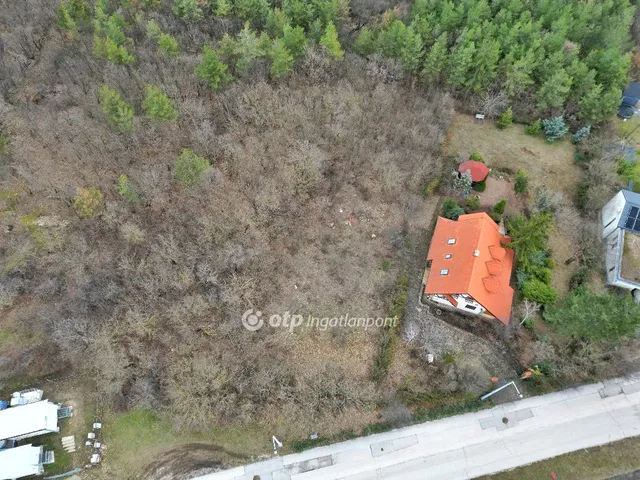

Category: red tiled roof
[424, 212, 514, 324]
[458, 160, 490, 182]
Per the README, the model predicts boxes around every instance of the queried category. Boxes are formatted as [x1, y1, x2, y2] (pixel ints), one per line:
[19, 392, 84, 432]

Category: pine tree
[214, 0, 232, 16]
[579, 84, 621, 122]
[195, 46, 232, 89]
[234, 24, 263, 77]
[175, 149, 211, 187]
[142, 85, 176, 121]
[542, 116, 569, 143]
[319, 22, 344, 60]
[268, 39, 294, 79]
[98, 85, 134, 132]
[401, 27, 424, 74]
[354, 27, 377, 56]
[421, 33, 448, 82]
[571, 126, 591, 145]
[536, 69, 572, 110]
[497, 106, 513, 129]
[446, 34, 475, 89]
[282, 24, 306, 58]
[173, 0, 203, 22]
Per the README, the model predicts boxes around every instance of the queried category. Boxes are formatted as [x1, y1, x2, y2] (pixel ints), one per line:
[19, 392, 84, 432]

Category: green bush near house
[466, 196, 480, 211]
[496, 106, 513, 130]
[469, 152, 484, 162]
[423, 178, 440, 196]
[544, 287, 640, 342]
[442, 198, 465, 220]
[472, 179, 486, 192]
[524, 119, 542, 135]
[492, 199, 507, 215]
[522, 278, 558, 305]
[514, 169, 528, 194]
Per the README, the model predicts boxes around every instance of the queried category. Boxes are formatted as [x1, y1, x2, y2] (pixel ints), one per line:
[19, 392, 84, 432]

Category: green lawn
[480, 436, 640, 480]
[101, 409, 269, 477]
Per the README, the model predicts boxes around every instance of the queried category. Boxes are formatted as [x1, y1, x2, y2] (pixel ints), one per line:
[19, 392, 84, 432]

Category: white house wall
[602, 191, 625, 238]
[427, 294, 487, 315]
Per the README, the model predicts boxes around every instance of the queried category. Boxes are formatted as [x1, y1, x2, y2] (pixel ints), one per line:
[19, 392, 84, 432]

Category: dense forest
[52, 0, 636, 122]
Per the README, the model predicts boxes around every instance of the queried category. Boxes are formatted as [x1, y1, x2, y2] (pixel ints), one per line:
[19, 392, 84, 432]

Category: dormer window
[445, 254, 452, 259]
[440, 269, 449, 275]
[447, 238, 456, 245]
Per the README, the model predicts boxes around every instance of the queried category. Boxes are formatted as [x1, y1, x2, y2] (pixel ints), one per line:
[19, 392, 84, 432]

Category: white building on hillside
[0, 444, 54, 480]
[0, 400, 60, 442]
[602, 190, 640, 295]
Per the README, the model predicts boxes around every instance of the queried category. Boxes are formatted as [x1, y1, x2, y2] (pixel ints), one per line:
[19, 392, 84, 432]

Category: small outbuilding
[0, 400, 61, 442]
[458, 160, 490, 183]
[618, 82, 640, 118]
[0, 444, 54, 480]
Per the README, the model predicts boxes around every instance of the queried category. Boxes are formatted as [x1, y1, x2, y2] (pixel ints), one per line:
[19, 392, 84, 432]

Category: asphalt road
[197, 375, 640, 480]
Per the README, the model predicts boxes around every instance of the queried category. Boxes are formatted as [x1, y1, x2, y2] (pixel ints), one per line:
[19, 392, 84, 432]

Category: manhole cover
[502, 417, 509, 424]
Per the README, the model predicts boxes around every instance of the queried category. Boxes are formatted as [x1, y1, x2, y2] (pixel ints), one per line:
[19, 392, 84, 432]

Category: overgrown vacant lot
[0, 2, 454, 454]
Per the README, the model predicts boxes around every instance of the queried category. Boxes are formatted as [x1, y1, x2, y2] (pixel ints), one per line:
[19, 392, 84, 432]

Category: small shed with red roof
[458, 160, 490, 183]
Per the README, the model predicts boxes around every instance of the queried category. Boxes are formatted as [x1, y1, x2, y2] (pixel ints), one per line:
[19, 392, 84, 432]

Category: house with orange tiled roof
[421, 212, 515, 325]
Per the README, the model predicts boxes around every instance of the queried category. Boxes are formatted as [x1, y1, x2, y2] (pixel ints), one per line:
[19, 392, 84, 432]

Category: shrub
[569, 266, 590, 290]
[488, 211, 502, 223]
[466, 196, 480, 211]
[423, 178, 439, 196]
[442, 199, 465, 220]
[142, 85, 176, 121]
[617, 158, 640, 183]
[73, 187, 103, 217]
[174, 149, 211, 186]
[522, 278, 558, 305]
[117, 174, 140, 204]
[514, 169, 528, 194]
[524, 119, 542, 135]
[98, 85, 134, 132]
[472, 179, 486, 192]
[469, 152, 484, 162]
[196, 46, 232, 89]
[544, 286, 640, 342]
[320, 22, 344, 60]
[542, 116, 568, 143]
[496, 106, 513, 130]
[522, 318, 535, 329]
[571, 125, 591, 145]
[492, 199, 507, 215]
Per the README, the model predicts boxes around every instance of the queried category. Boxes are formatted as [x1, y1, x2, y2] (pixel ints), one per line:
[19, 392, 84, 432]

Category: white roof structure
[0, 400, 59, 441]
[0, 445, 44, 480]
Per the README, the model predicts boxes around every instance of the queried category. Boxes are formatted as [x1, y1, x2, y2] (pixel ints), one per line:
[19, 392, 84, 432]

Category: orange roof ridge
[485, 259, 503, 276]
[482, 276, 500, 293]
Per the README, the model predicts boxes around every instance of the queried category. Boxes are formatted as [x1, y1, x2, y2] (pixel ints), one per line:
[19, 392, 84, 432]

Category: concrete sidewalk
[197, 375, 640, 480]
